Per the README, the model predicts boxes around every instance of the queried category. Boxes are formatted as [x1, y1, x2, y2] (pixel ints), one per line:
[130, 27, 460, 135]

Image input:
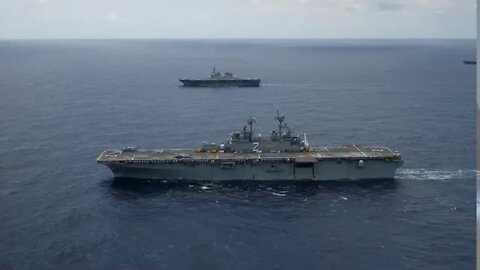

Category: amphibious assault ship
[179, 66, 261, 87]
[97, 112, 403, 181]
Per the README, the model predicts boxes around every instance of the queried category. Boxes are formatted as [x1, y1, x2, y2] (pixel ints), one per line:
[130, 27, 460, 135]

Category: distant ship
[179, 66, 261, 87]
[463, 60, 477, 65]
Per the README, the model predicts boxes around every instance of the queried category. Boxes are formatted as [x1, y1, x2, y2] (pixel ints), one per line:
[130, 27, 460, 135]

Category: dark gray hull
[97, 146, 403, 181]
[103, 160, 401, 181]
[179, 79, 261, 87]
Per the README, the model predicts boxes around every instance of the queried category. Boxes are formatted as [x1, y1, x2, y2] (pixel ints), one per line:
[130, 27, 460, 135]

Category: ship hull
[179, 79, 261, 87]
[100, 157, 402, 181]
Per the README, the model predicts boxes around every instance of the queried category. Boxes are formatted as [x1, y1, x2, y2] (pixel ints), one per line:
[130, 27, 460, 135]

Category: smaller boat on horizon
[179, 65, 261, 87]
[463, 60, 477, 65]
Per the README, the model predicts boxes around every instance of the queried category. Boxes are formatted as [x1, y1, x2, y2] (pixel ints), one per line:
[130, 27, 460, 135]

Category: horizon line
[0, 37, 476, 41]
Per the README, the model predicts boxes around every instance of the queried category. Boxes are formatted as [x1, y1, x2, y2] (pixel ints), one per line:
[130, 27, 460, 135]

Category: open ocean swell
[0, 39, 475, 270]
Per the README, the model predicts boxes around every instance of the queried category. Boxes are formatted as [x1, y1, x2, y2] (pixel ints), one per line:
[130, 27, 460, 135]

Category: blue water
[0, 39, 475, 269]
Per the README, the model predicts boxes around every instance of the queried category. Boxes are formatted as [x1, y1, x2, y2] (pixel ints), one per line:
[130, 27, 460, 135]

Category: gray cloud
[375, 1, 405, 11]
[0, 0, 475, 39]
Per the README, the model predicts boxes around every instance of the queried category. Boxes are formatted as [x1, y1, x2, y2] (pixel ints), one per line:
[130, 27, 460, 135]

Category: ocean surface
[0, 39, 475, 269]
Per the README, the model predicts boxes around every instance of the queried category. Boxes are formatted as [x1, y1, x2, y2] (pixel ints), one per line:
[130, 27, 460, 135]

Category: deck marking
[352, 144, 367, 157]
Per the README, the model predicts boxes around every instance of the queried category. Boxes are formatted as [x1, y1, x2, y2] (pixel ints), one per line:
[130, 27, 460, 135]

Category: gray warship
[179, 66, 261, 87]
[97, 112, 403, 181]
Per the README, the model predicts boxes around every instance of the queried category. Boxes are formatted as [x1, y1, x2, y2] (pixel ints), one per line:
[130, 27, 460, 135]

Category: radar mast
[247, 116, 256, 141]
[275, 110, 288, 135]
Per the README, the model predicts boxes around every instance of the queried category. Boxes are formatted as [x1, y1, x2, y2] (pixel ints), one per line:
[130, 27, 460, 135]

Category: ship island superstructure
[97, 112, 403, 181]
[179, 66, 261, 87]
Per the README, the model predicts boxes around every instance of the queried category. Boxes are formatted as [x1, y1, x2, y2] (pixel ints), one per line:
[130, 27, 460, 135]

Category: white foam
[396, 168, 476, 181]
[477, 201, 480, 218]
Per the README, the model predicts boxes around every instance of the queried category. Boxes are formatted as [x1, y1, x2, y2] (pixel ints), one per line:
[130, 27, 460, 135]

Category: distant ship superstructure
[97, 112, 403, 181]
[179, 66, 261, 87]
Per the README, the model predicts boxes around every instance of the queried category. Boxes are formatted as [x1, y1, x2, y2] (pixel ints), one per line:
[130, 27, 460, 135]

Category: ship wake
[396, 168, 477, 181]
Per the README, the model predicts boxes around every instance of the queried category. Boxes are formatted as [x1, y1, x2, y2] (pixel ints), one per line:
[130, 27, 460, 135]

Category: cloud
[241, 0, 469, 13]
[375, 1, 404, 11]
[0, 0, 475, 38]
[104, 11, 117, 21]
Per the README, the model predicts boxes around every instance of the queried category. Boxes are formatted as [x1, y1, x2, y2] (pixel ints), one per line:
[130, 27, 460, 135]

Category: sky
[0, 0, 476, 39]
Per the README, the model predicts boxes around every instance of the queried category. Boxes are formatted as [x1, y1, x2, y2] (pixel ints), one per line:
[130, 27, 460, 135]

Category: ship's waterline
[179, 78, 261, 87]
[99, 155, 401, 181]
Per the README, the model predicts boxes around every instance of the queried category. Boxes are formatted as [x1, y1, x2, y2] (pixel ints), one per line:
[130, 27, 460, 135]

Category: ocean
[0, 39, 475, 269]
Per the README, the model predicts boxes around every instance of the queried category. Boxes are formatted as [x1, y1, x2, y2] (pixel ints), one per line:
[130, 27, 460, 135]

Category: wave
[260, 83, 317, 87]
[396, 168, 477, 181]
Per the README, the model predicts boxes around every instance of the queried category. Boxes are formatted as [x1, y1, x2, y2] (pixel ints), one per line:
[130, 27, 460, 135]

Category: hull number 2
[253, 142, 260, 153]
